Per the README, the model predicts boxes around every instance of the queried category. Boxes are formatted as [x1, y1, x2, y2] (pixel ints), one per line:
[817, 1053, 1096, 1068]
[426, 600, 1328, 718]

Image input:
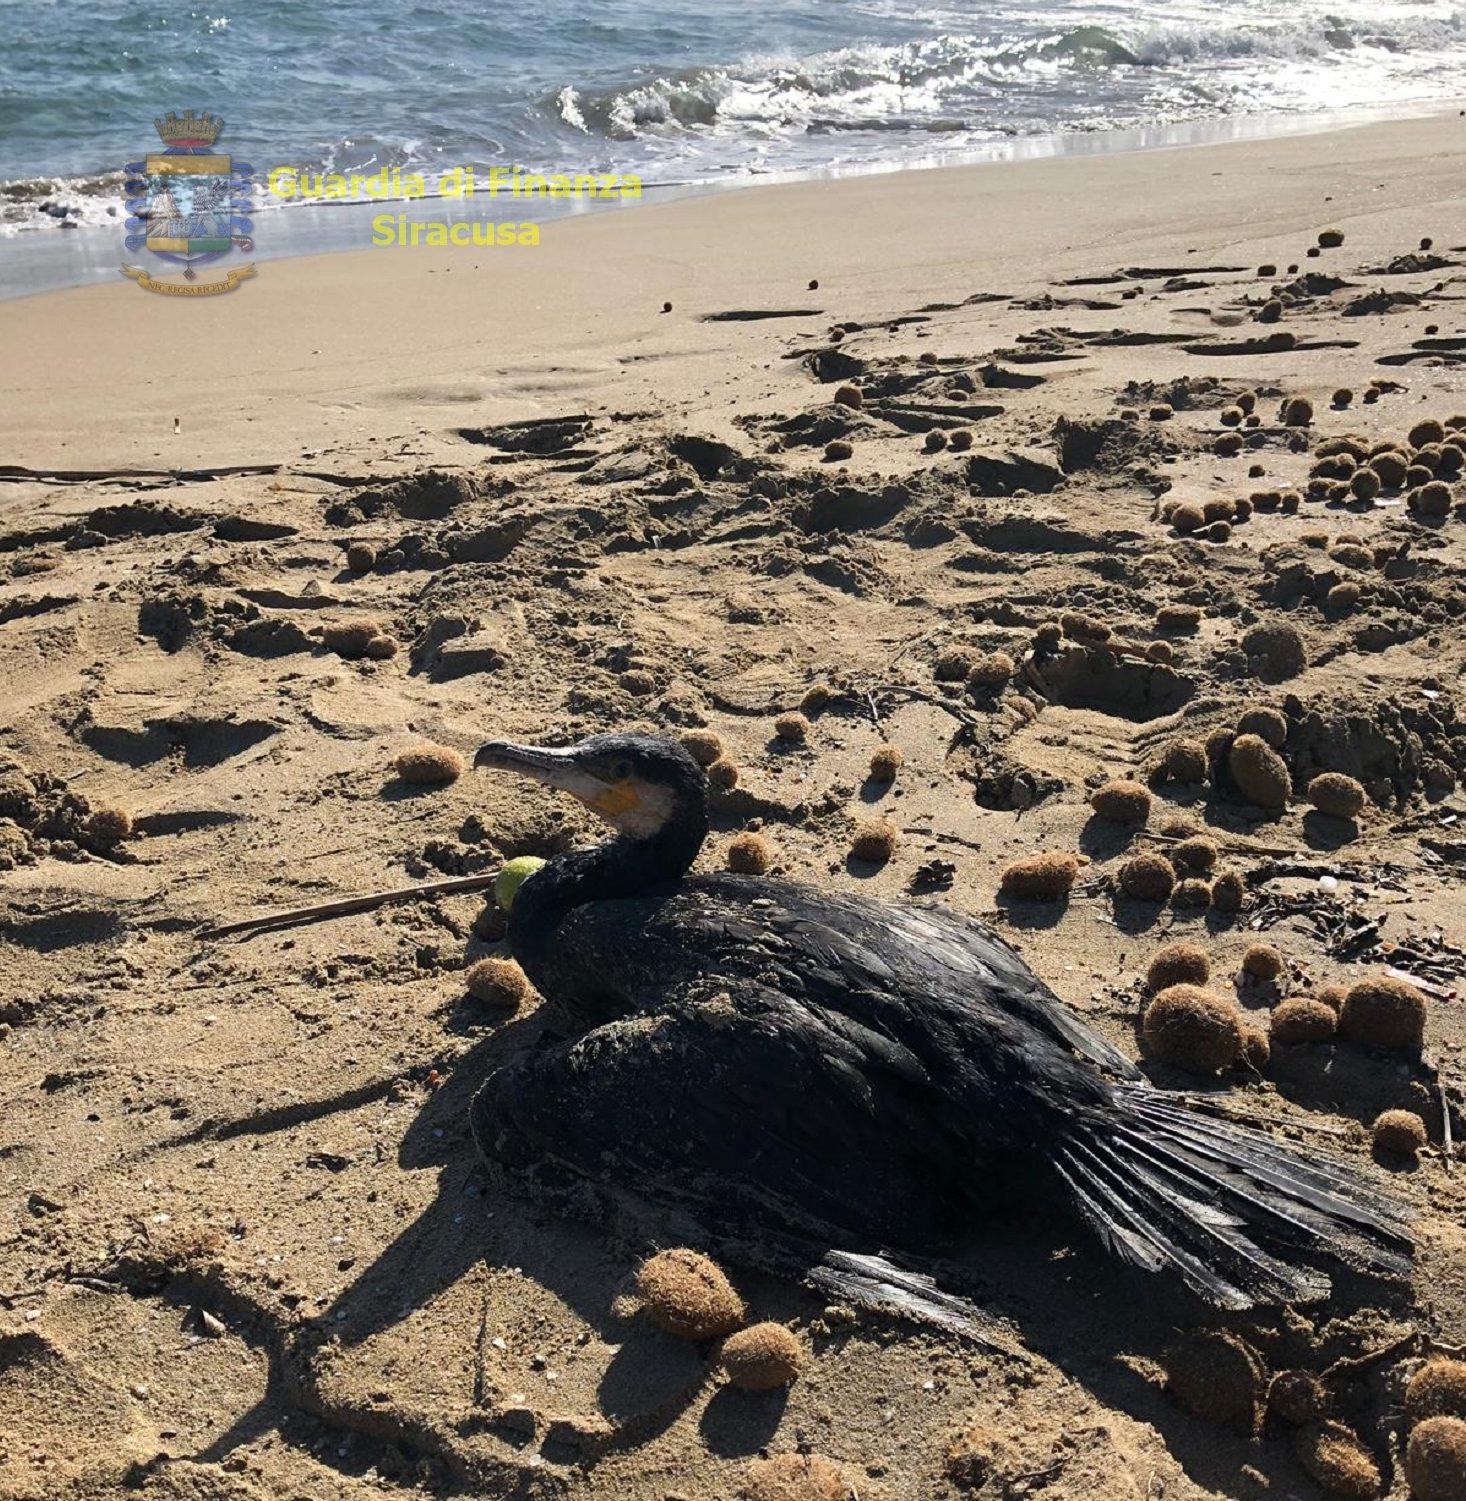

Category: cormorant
[470, 732, 1411, 1311]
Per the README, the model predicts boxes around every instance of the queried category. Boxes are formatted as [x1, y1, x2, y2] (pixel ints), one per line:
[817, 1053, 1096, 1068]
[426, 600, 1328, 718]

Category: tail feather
[1055, 1086, 1413, 1308]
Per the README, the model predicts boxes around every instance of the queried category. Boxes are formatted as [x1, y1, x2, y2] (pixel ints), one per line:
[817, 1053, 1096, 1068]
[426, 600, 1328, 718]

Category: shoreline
[1, 98, 1459, 304]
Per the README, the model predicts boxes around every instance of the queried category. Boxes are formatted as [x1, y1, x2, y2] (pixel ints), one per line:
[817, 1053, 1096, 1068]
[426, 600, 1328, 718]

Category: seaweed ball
[1270, 998, 1337, 1045]
[1172, 836, 1218, 875]
[345, 541, 377, 573]
[1171, 877, 1213, 909]
[1373, 1109, 1427, 1159]
[1207, 520, 1232, 542]
[1370, 452, 1409, 488]
[1406, 1360, 1466, 1426]
[1118, 852, 1177, 902]
[1150, 404, 1174, 421]
[1349, 469, 1383, 504]
[1330, 543, 1373, 570]
[1229, 733, 1293, 810]
[949, 428, 974, 452]
[1411, 481, 1453, 519]
[1413, 444, 1444, 474]
[833, 384, 863, 408]
[363, 634, 399, 660]
[1257, 264, 1278, 277]
[394, 743, 465, 784]
[1144, 985, 1243, 1073]
[1333, 389, 1354, 408]
[1090, 779, 1151, 825]
[850, 817, 899, 864]
[1060, 610, 1110, 644]
[1164, 1329, 1266, 1427]
[1294, 1421, 1382, 1500]
[1147, 941, 1210, 990]
[920, 350, 939, 365]
[773, 711, 809, 744]
[680, 728, 725, 766]
[636, 1249, 745, 1340]
[1220, 406, 1244, 427]
[1410, 418, 1447, 449]
[1156, 603, 1202, 633]
[1203, 498, 1237, 523]
[1422, 236, 1435, 250]
[464, 957, 530, 1010]
[999, 851, 1079, 900]
[923, 429, 949, 453]
[1171, 503, 1206, 535]
[1216, 432, 1244, 458]
[740, 1454, 848, 1501]
[727, 832, 774, 876]
[1405, 1417, 1466, 1501]
[1237, 706, 1288, 749]
[1283, 397, 1314, 428]
[1233, 391, 1256, 414]
[1211, 869, 1247, 913]
[706, 757, 740, 790]
[323, 619, 383, 658]
[1240, 1024, 1271, 1070]
[935, 644, 980, 681]
[1159, 741, 1208, 789]
[967, 650, 1015, 688]
[1307, 772, 1366, 819]
[823, 439, 853, 462]
[799, 682, 832, 714]
[1242, 622, 1307, 680]
[1281, 490, 1301, 514]
[1339, 975, 1427, 1052]
[1147, 640, 1175, 664]
[87, 806, 133, 842]
[868, 744, 904, 782]
[1243, 943, 1284, 981]
[720, 1322, 808, 1392]
[1258, 299, 1283, 324]
[1034, 621, 1064, 651]
[1314, 983, 1347, 1012]
[1406, 463, 1434, 490]
[1317, 227, 1345, 247]
[1269, 1369, 1328, 1426]
[1362, 387, 1379, 404]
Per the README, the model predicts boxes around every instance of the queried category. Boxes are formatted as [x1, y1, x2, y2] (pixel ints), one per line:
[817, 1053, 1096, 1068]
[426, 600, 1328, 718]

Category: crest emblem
[122, 111, 256, 295]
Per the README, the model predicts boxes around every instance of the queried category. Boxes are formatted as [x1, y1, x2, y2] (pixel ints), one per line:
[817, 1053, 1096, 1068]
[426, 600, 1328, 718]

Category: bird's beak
[473, 739, 608, 803]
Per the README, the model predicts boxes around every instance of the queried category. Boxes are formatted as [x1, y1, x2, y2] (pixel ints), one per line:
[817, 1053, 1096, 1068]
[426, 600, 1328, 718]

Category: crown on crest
[154, 110, 223, 147]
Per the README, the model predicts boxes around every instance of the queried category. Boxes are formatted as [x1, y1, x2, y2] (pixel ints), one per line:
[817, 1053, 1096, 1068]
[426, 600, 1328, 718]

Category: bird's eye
[609, 759, 632, 781]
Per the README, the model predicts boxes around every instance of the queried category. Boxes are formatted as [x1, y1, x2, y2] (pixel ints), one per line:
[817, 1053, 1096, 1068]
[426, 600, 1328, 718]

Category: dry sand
[3, 112, 1466, 1501]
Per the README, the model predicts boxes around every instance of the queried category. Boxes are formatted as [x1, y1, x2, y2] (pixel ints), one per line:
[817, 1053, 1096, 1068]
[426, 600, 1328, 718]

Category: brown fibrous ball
[1242, 622, 1307, 681]
[1060, 611, 1111, 645]
[1237, 706, 1288, 749]
[1090, 779, 1151, 825]
[1172, 836, 1218, 874]
[968, 651, 1015, 688]
[833, 384, 863, 408]
[1144, 985, 1243, 1073]
[1405, 1417, 1466, 1501]
[1373, 1109, 1427, 1159]
[868, 744, 904, 782]
[1165, 1329, 1266, 1428]
[464, 957, 531, 1010]
[1317, 227, 1345, 247]
[706, 757, 739, 790]
[323, 619, 384, 658]
[680, 728, 725, 766]
[850, 817, 899, 864]
[87, 806, 133, 842]
[1034, 621, 1063, 651]
[1156, 603, 1203, 633]
[393, 743, 465, 784]
[720, 1322, 808, 1392]
[1270, 1369, 1328, 1426]
[1242, 942, 1284, 981]
[773, 712, 809, 744]
[345, 541, 377, 573]
[1339, 976, 1427, 1052]
[636, 1248, 746, 1340]
[1000, 851, 1079, 901]
[364, 634, 399, 660]
[1118, 852, 1177, 902]
[799, 683, 832, 715]
[1283, 397, 1314, 427]
[1240, 1024, 1271, 1070]
[935, 644, 980, 681]
[1171, 877, 1213, 909]
[1229, 733, 1293, 810]
[823, 439, 853, 462]
[727, 832, 774, 876]
[1270, 998, 1337, 1046]
[1313, 983, 1347, 1012]
[949, 428, 974, 452]
[1147, 941, 1210, 990]
[1406, 1360, 1466, 1426]
[1211, 870, 1246, 913]
[1294, 1421, 1382, 1500]
[1172, 503, 1206, 535]
[1162, 737, 1209, 782]
[1307, 772, 1366, 819]
[1410, 418, 1447, 448]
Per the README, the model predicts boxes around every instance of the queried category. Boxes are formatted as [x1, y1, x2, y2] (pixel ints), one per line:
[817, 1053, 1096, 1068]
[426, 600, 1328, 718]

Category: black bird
[471, 731, 1411, 1311]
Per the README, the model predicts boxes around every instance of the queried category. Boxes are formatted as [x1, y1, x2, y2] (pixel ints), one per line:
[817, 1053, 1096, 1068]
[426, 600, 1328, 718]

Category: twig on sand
[200, 871, 500, 940]
[1442, 1079, 1456, 1175]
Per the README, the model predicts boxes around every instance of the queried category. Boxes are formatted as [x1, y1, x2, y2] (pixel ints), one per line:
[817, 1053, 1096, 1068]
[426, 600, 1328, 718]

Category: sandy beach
[3, 111, 1466, 1501]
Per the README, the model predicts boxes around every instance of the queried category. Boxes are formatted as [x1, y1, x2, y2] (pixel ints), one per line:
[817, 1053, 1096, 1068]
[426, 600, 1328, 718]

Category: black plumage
[471, 732, 1411, 1311]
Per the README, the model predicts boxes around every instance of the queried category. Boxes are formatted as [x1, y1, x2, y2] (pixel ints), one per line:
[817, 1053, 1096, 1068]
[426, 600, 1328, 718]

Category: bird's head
[473, 731, 706, 841]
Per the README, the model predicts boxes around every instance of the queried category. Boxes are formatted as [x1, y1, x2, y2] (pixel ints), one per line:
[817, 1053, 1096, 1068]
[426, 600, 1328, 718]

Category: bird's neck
[507, 808, 707, 976]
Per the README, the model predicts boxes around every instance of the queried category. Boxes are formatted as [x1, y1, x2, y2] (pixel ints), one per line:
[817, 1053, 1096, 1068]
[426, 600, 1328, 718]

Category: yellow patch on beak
[579, 779, 641, 818]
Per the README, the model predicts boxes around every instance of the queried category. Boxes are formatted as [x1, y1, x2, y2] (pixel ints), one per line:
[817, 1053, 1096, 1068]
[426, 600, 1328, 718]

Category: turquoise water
[3, 1, 1466, 290]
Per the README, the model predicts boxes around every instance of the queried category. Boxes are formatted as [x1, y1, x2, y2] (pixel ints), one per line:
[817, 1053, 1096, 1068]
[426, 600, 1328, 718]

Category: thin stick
[1442, 1080, 1456, 1175]
[200, 871, 500, 940]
